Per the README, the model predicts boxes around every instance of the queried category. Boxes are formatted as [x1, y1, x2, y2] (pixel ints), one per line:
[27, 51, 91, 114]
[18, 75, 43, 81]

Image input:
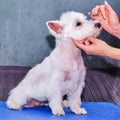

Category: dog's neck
[55, 37, 81, 58]
[56, 37, 78, 49]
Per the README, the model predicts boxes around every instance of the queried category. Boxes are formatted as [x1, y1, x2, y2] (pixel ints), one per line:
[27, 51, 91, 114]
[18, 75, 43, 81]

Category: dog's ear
[46, 21, 63, 36]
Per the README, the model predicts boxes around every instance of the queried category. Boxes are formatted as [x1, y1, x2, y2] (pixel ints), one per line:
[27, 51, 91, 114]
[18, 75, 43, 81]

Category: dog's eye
[76, 22, 82, 26]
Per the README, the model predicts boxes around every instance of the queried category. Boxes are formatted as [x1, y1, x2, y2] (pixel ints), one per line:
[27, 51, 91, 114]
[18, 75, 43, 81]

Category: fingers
[72, 37, 97, 46]
[100, 5, 106, 19]
[86, 36, 98, 43]
[89, 1, 112, 20]
[72, 39, 87, 50]
[91, 5, 100, 15]
[88, 12, 97, 20]
[88, 12, 104, 22]
[91, 5, 106, 19]
[72, 38, 90, 46]
[89, 1, 116, 20]
[72, 39, 80, 46]
[72, 37, 97, 52]
[84, 39, 91, 46]
[72, 38, 84, 45]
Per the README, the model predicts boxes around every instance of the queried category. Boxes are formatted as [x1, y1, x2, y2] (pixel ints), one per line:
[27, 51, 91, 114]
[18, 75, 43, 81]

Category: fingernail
[104, 1, 108, 4]
[92, 11, 96, 15]
[88, 12, 90, 15]
[103, 15, 106, 19]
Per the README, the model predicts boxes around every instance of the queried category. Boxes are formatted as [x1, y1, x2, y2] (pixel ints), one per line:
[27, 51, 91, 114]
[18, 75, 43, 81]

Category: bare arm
[104, 46, 120, 60]
[73, 37, 120, 60]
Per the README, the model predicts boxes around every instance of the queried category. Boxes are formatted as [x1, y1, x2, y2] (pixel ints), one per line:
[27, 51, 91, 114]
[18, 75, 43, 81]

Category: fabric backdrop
[0, 0, 120, 68]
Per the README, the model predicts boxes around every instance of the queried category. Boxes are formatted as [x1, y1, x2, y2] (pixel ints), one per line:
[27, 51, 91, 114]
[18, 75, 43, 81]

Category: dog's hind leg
[6, 86, 28, 110]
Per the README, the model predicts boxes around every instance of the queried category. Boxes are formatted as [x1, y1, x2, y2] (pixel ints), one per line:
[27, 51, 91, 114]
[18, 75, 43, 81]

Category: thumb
[86, 36, 97, 43]
[72, 39, 80, 46]
[72, 39, 87, 50]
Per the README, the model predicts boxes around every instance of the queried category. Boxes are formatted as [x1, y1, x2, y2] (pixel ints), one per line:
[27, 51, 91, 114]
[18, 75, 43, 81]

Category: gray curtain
[0, 0, 120, 68]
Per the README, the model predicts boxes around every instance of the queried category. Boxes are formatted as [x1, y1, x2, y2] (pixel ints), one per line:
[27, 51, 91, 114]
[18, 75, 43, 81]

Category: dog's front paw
[62, 100, 68, 108]
[52, 108, 65, 116]
[6, 100, 22, 110]
[71, 106, 87, 115]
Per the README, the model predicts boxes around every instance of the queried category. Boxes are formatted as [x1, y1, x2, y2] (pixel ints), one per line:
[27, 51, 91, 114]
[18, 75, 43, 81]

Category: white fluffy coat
[7, 11, 101, 116]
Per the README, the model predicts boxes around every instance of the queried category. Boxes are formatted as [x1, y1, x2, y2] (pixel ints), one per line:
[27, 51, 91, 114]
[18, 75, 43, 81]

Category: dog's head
[46, 11, 102, 40]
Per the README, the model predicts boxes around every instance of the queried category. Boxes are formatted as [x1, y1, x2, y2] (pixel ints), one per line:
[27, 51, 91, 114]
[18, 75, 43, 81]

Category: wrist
[104, 46, 120, 60]
[103, 45, 112, 57]
[111, 24, 120, 39]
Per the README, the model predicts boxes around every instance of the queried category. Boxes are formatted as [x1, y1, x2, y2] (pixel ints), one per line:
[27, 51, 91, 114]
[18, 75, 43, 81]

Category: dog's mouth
[93, 27, 102, 37]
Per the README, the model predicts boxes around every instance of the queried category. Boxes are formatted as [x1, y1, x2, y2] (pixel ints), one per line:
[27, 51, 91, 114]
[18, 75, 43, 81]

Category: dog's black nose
[95, 23, 101, 28]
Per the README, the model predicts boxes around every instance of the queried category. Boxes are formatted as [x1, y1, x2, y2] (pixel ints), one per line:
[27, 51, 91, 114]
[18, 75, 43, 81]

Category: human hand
[72, 36, 111, 56]
[88, 1, 120, 38]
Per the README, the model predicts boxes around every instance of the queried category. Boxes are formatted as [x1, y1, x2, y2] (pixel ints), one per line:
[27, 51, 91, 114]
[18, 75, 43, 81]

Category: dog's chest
[61, 67, 81, 95]
[61, 75, 80, 95]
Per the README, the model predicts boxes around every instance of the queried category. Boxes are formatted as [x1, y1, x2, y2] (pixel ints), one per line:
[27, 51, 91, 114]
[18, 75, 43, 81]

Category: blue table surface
[0, 102, 120, 120]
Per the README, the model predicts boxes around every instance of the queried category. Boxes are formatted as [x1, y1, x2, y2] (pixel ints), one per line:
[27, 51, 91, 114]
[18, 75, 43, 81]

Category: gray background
[0, 0, 120, 68]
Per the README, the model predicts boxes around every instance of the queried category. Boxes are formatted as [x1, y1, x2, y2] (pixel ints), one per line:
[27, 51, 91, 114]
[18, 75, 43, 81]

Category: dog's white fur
[7, 11, 101, 116]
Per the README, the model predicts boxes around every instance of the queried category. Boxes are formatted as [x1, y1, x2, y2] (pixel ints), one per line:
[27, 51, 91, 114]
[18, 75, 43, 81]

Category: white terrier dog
[7, 11, 101, 116]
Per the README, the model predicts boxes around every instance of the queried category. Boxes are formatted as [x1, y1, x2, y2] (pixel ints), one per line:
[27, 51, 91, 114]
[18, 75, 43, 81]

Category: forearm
[104, 46, 120, 60]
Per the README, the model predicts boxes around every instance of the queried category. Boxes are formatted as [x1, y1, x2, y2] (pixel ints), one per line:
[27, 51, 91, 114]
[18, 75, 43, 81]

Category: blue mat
[0, 102, 120, 120]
